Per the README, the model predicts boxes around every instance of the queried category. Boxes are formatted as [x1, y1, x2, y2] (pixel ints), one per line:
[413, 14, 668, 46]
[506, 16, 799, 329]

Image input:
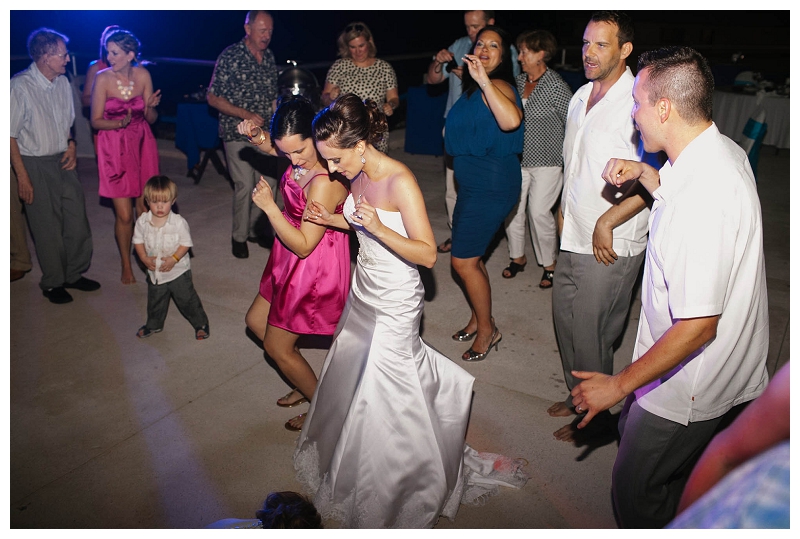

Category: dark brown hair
[590, 11, 634, 47]
[637, 46, 714, 125]
[255, 491, 322, 529]
[516, 29, 558, 63]
[462, 26, 516, 97]
[312, 93, 387, 149]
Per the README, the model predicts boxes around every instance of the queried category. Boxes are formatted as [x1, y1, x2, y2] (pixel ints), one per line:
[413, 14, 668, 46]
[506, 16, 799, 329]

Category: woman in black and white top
[502, 30, 572, 289]
[321, 22, 399, 153]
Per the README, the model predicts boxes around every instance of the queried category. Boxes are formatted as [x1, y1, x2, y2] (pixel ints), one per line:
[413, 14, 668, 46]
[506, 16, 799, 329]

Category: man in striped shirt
[10, 28, 100, 304]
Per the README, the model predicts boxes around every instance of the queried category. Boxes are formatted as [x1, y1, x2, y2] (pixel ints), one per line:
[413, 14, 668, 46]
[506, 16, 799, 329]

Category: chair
[738, 109, 767, 181]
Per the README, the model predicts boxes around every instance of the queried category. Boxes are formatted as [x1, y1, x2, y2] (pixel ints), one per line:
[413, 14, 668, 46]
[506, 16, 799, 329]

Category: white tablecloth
[712, 90, 790, 149]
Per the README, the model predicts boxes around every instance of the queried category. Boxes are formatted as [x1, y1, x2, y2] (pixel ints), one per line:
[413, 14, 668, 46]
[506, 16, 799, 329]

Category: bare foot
[284, 412, 307, 432]
[276, 389, 309, 408]
[554, 422, 578, 442]
[121, 268, 136, 285]
[547, 401, 575, 417]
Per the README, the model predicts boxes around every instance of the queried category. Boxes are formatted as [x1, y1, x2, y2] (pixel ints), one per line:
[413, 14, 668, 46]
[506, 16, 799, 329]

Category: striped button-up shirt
[10, 62, 75, 157]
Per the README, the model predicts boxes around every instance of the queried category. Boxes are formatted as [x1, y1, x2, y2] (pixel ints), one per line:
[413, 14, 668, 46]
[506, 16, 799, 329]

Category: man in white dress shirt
[549, 12, 654, 431]
[570, 46, 769, 528]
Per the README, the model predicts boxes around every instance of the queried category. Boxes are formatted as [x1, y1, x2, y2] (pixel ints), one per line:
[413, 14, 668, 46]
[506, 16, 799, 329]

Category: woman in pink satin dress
[91, 28, 161, 284]
[237, 96, 351, 432]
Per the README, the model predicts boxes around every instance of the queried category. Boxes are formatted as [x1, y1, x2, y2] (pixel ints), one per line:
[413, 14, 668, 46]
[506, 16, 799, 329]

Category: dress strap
[298, 172, 328, 191]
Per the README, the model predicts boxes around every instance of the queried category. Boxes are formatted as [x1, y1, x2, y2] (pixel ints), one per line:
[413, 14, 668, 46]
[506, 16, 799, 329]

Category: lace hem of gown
[294, 442, 529, 528]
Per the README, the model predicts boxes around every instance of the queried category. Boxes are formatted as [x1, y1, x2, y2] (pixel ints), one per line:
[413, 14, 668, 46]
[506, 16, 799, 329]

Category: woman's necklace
[117, 71, 134, 100]
[356, 154, 383, 204]
[526, 71, 545, 84]
[356, 175, 370, 204]
[293, 166, 308, 181]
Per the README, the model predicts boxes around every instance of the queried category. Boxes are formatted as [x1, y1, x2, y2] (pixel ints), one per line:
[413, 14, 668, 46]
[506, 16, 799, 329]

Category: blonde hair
[336, 22, 376, 59]
[144, 175, 178, 203]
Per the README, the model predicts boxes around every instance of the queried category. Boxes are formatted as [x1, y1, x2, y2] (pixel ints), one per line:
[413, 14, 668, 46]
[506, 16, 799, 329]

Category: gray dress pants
[612, 396, 730, 528]
[22, 154, 93, 290]
[145, 270, 208, 331]
[552, 250, 644, 396]
[224, 139, 277, 243]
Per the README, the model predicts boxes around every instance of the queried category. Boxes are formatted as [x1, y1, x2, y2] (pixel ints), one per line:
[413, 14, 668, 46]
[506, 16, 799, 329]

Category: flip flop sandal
[137, 325, 162, 338]
[195, 325, 210, 340]
[502, 260, 527, 279]
[277, 390, 309, 408]
[539, 269, 555, 289]
[437, 238, 452, 253]
[285, 413, 307, 432]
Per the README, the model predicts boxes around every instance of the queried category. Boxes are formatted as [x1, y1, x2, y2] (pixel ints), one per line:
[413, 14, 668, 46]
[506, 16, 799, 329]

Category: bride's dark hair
[312, 93, 387, 149]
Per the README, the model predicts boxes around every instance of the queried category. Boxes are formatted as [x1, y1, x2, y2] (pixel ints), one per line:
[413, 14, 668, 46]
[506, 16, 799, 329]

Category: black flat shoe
[437, 238, 452, 254]
[64, 276, 101, 291]
[232, 239, 249, 258]
[43, 286, 73, 304]
[502, 260, 527, 279]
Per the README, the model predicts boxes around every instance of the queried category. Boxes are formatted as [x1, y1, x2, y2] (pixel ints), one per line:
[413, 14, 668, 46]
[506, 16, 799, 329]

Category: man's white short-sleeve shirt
[634, 124, 769, 425]
[561, 67, 650, 256]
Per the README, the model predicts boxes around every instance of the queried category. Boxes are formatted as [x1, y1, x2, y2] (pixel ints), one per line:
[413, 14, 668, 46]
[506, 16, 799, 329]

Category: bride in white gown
[297, 94, 528, 528]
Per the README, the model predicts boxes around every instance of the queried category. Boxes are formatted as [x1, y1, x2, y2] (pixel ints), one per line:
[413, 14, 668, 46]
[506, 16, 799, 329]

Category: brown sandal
[276, 390, 309, 408]
[285, 413, 307, 432]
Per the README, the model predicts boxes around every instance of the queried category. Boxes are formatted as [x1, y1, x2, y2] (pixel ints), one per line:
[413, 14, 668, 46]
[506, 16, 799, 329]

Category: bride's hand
[353, 195, 383, 235]
[305, 199, 334, 226]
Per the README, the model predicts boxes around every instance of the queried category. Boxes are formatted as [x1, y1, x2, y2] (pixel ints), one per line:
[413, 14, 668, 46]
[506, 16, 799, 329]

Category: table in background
[175, 102, 229, 183]
[712, 90, 790, 149]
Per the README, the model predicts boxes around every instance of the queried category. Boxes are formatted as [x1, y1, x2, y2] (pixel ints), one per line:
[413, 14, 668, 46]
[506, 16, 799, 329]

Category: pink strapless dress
[97, 95, 159, 199]
[260, 167, 351, 335]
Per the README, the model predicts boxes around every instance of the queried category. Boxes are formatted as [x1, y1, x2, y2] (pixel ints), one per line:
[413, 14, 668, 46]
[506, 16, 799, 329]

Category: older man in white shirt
[10, 28, 99, 304]
[549, 12, 655, 428]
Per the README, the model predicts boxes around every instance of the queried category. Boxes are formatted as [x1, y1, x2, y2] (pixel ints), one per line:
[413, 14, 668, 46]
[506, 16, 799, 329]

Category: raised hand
[147, 89, 162, 108]
[462, 53, 490, 88]
[251, 176, 277, 213]
[602, 158, 661, 195]
[352, 195, 383, 235]
[237, 119, 259, 137]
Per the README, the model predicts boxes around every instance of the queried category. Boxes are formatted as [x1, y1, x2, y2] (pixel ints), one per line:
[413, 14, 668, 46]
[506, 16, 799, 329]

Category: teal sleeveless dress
[445, 86, 523, 258]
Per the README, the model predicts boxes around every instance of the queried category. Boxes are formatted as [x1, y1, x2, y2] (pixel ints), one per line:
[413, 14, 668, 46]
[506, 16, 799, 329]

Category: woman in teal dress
[445, 26, 523, 362]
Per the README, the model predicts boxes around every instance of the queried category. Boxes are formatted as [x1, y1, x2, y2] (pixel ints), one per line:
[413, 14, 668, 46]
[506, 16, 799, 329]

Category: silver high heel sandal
[461, 327, 502, 362]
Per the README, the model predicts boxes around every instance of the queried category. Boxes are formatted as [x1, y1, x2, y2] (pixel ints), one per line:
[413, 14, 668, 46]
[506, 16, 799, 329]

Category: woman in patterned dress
[321, 22, 399, 153]
[501, 30, 572, 288]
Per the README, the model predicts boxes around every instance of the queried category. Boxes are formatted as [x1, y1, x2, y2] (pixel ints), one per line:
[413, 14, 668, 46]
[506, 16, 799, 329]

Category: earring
[361, 155, 366, 164]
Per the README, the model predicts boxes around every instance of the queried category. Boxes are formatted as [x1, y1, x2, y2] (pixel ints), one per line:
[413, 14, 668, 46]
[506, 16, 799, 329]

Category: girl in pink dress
[91, 28, 161, 284]
[237, 97, 351, 431]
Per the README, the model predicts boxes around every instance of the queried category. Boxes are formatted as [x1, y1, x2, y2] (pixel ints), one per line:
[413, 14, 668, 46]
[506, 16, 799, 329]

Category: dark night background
[10, 10, 791, 119]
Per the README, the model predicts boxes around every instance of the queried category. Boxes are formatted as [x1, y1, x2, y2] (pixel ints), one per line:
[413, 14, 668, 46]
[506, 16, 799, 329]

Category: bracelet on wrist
[172, 254, 180, 262]
[247, 126, 266, 146]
